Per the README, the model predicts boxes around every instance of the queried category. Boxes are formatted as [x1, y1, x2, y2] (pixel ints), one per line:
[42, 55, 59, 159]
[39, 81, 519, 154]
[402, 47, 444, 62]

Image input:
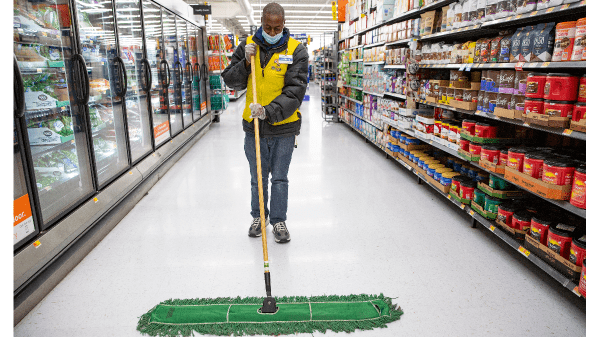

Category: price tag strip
[518, 246, 530, 257]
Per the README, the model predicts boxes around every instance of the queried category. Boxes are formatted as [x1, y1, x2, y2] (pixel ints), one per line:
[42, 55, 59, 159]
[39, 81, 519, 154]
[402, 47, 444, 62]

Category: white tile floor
[15, 84, 586, 336]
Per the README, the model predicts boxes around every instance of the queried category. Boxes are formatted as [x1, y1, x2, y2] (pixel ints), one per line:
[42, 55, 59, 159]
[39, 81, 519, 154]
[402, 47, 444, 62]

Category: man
[222, 3, 308, 243]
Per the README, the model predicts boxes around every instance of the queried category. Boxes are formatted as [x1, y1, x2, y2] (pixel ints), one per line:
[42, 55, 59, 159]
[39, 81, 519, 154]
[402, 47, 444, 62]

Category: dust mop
[137, 49, 403, 337]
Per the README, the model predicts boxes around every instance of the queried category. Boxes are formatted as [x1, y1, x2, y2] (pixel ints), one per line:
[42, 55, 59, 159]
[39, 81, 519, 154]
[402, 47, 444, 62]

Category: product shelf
[385, 38, 413, 47]
[405, 127, 586, 220]
[343, 108, 382, 131]
[343, 84, 363, 91]
[349, 73, 364, 77]
[383, 64, 406, 69]
[340, 120, 582, 297]
[363, 41, 385, 48]
[384, 92, 407, 100]
[350, 59, 363, 63]
[415, 99, 586, 141]
[363, 91, 384, 97]
[418, 61, 586, 70]
[363, 61, 385, 65]
[338, 94, 363, 105]
[481, 1, 587, 29]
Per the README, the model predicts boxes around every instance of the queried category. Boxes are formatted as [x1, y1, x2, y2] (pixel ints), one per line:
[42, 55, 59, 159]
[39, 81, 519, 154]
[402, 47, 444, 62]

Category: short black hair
[262, 3, 285, 20]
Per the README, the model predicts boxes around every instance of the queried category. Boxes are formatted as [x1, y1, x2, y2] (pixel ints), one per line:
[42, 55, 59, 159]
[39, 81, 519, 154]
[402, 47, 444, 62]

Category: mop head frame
[137, 293, 403, 336]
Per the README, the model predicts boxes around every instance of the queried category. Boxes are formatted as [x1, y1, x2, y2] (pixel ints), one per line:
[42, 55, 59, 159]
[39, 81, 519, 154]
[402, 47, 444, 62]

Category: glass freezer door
[187, 22, 201, 122]
[14, 59, 40, 250]
[14, 0, 95, 229]
[162, 10, 183, 136]
[141, 0, 169, 147]
[196, 27, 209, 118]
[115, 0, 152, 163]
[177, 17, 192, 129]
[74, 0, 130, 188]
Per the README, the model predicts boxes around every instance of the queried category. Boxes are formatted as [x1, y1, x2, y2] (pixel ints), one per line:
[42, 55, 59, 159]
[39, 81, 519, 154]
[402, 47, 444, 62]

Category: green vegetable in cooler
[22, 73, 59, 99]
[34, 172, 59, 190]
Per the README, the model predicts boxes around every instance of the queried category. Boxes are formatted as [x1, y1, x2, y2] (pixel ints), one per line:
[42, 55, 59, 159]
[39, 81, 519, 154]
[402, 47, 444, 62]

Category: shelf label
[469, 210, 474, 216]
[530, 11, 538, 16]
[518, 246, 530, 257]
[515, 62, 525, 71]
[14, 194, 35, 246]
[542, 62, 551, 67]
[561, 4, 571, 9]
[460, 204, 466, 210]
[563, 129, 573, 135]
[489, 225, 496, 232]
[546, 7, 555, 13]
[515, 15, 522, 19]
[447, 194, 452, 200]
[523, 122, 530, 127]
[33, 240, 42, 248]
[93, 197, 98, 203]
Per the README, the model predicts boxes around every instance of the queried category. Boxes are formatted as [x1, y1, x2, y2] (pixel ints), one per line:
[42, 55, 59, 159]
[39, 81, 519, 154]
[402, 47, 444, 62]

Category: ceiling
[183, 0, 338, 36]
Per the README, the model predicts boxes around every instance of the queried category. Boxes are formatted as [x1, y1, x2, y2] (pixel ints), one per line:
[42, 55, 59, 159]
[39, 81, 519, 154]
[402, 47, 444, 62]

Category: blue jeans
[244, 133, 295, 224]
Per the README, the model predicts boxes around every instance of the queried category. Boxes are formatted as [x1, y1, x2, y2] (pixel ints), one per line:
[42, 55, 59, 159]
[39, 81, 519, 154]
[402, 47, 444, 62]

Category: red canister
[578, 75, 585, 103]
[547, 223, 577, 259]
[579, 259, 586, 298]
[451, 175, 470, 195]
[499, 149, 508, 166]
[526, 73, 547, 98]
[544, 100, 574, 118]
[512, 210, 532, 232]
[469, 143, 482, 156]
[497, 203, 518, 227]
[531, 214, 553, 245]
[542, 159, 576, 186]
[480, 145, 501, 164]
[474, 123, 498, 139]
[524, 98, 545, 115]
[569, 236, 586, 267]
[523, 152, 546, 179]
[507, 147, 527, 172]
[570, 166, 586, 209]
[544, 73, 579, 101]
[462, 119, 477, 136]
[460, 138, 470, 152]
[459, 180, 476, 200]
[572, 103, 586, 122]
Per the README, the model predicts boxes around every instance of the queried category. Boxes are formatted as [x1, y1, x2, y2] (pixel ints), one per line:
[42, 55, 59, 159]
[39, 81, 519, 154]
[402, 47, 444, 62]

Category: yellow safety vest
[243, 36, 301, 125]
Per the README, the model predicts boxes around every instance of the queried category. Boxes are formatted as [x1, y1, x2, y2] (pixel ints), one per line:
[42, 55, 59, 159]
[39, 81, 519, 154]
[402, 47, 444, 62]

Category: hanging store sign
[191, 4, 212, 15]
[338, 0, 348, 23]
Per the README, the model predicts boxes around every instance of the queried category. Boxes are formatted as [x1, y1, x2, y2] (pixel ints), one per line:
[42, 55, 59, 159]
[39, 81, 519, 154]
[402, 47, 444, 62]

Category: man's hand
[250, 103, 266, 120]
[245, 43, 256, 65]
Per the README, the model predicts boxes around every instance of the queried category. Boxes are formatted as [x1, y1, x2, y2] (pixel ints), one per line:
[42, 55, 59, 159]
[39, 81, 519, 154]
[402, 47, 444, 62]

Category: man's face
[262, 13, 284, 38]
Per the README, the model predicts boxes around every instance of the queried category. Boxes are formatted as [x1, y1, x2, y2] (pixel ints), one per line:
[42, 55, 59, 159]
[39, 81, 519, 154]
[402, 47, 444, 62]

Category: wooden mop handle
[250, 51, 269, 264]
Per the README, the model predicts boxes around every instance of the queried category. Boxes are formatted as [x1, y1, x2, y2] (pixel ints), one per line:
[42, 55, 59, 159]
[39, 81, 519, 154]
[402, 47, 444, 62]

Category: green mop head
[137, 293, 403, 336]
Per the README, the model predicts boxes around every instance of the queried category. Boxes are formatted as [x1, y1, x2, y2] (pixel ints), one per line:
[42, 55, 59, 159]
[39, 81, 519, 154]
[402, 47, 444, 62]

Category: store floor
[15, 84, 585, 336]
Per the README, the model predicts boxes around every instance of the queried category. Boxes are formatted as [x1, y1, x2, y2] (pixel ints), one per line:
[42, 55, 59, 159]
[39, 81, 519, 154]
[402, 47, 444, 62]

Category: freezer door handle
[142, 58, 152, 92]
[114, 56, 128, 98]
[185, 62, 193, 84]
[175, 61, 184, 85]
[160, 59, 171, 89]
[14, 55, 25, 118]
[201, 63, 208, 81]
[193, 62, 200, 83]
[72, 54, 89, 105]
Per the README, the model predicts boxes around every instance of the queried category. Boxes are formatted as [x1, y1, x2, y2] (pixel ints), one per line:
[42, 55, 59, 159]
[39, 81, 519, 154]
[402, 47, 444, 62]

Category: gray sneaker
[272, 222, 290, 243]
[248, 217, 262, 237]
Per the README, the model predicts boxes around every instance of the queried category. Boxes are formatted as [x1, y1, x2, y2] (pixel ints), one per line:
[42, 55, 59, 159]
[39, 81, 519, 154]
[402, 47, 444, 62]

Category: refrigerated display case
[73, 0, 130, 188]
[141, 0, 170, 147]
[187, 22, 201, 122]
[162, 10, 183, 136]
[14, 0, 96, 229]
[115, 0, 153, 164]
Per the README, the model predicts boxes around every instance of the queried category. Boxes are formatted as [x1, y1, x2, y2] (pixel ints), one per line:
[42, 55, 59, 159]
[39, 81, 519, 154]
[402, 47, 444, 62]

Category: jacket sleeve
[221, 40, 251, 91]
[264, 43, 309, 124]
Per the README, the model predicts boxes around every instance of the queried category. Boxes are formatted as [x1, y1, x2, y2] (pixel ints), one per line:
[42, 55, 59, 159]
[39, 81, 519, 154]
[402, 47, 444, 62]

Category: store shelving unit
[316, 32, 339, 121]
[339, 118, 582, 297]
[336, 0, 586, 298]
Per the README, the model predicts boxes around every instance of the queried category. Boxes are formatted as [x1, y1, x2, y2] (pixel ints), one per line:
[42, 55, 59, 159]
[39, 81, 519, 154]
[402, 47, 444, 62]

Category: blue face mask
[262, 29, 283, 45]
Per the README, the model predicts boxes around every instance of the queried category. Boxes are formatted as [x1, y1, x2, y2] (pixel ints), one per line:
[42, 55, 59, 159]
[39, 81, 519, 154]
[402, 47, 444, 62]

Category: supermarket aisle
[15, 84, 585, 336]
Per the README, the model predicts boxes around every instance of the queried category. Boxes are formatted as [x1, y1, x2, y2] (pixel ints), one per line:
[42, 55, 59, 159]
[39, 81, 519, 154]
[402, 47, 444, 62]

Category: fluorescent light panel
[251, 3, 330, 7]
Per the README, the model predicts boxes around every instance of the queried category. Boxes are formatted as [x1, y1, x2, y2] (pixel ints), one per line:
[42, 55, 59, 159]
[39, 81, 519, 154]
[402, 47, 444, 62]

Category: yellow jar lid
[428, 164, 445, 170]
[436, 167, 454, 173]
[442, 172, 460, 178]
